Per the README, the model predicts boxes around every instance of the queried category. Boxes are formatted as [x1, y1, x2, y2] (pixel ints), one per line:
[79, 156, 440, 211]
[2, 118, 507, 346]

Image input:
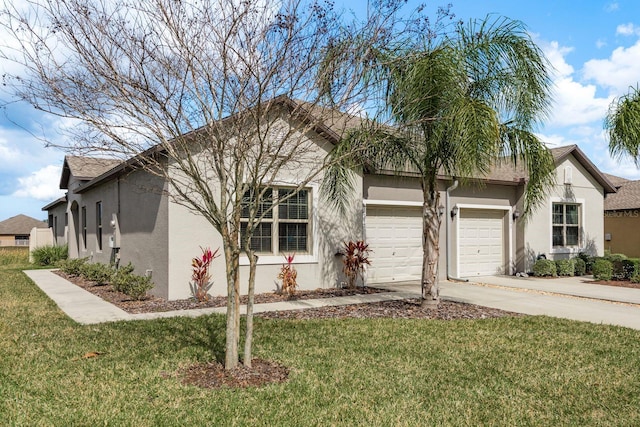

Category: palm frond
[606, 86, 640, 166]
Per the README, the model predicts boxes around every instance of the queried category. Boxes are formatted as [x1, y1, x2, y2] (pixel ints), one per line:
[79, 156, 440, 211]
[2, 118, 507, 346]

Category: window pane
[566, 226, 579, 246]
[241, 222, 272, 252]
[552, 204, 564, 225]
[241, 188, 273, 219]
[279, 223, 307, 252]
[279, 189, 308, 220]
[552, 226, 564, 246]
[565, 205, 578, 224]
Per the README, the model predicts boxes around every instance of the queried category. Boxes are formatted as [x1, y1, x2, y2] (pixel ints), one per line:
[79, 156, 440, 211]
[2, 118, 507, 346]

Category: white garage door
[459, 209, 505, 277]
[365, 205, 423, 283]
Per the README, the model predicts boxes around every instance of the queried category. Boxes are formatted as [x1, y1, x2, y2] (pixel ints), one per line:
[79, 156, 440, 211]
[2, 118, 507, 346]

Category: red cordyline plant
[341, 240, 371, 289]
[190, 247, 220, 302]
[277, 253, 298, 297]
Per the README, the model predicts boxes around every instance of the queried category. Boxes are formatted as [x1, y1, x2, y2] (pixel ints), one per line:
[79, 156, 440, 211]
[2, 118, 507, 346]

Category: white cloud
[543, 41, 574, 79]
[0, 137, 20, 161]
[583, 41, 640, 94]
[616, 23, 638, 36]
[540, 41, 612, 127]
[12, 165, 64, 201]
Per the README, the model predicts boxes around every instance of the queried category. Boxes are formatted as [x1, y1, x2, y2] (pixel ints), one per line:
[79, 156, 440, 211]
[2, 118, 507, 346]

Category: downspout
[446, 179, 468, 282]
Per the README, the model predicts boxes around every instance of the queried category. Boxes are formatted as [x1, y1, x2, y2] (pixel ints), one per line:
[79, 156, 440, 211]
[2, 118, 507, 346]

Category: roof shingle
[0, 214, 47, 235]
[605, 179, 640, 210]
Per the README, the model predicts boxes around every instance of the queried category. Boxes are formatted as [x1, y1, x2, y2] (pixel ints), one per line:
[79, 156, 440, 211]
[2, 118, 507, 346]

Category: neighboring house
[603, 174, 640, 257]
[0, 214, 47, 246]
[43, 99, 616, 300]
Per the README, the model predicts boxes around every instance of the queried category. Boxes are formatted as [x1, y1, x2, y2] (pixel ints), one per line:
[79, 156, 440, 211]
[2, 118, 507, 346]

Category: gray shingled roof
[0, 214, 47, 235]
[603, 173, 630, 189]
[605, 179, 640, 210]
[60, 156, 121, 189]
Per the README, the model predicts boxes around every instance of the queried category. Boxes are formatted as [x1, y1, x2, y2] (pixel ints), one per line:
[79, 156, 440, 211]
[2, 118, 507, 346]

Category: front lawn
[2, 260, 640, 425]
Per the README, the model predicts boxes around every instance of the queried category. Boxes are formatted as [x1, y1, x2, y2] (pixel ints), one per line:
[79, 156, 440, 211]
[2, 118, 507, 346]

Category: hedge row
[57, 258, 154, 300]
[531, 253, 640, 282]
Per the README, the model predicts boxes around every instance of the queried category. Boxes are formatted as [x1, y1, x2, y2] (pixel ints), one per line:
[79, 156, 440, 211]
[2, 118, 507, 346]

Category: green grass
[3, 258, 640, 425]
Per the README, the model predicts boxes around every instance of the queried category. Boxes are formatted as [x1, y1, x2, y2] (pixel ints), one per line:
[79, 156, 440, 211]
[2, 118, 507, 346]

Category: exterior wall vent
[564, 166, 573, 185]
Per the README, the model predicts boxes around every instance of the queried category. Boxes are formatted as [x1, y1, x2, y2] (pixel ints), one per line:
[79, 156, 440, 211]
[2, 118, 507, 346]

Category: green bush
[56, 257, 88, 276]
[605, 253, 627, 263]
[592, 259, 613, 281]
[79, 262, 114, 285]
[611, 259, 636, 280]
[574, 258, 586, 276]
[31, 244, 68, 266]
[577, 252, 595, 274]
[112, 264, 153, 300]
[532, 259, 557, 277]
[555, 259, 575, 277]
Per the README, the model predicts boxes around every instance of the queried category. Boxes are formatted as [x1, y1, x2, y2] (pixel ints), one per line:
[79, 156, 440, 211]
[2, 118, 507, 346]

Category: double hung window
[240, 187, 310, 254]
[552, 203, 580, 247]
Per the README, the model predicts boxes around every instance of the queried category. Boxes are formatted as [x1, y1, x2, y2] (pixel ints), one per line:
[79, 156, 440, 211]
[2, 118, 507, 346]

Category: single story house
[603, 174, 640, 258]
[0, 214, 47, 247]
[43, 99, 616, 300]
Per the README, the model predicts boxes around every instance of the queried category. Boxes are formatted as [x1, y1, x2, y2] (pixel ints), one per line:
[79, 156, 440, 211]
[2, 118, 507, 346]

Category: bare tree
[0, 0, 412, 369]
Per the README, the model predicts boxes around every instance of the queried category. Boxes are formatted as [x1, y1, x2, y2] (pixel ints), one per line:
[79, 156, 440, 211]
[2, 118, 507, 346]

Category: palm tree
[321, 16, 556, 306]
[605, 86, 640, 163]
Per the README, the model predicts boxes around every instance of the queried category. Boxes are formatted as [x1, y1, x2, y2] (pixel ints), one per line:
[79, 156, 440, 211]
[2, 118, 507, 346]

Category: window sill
[239, 254, 318, 266]
[550, 247, 581, 254]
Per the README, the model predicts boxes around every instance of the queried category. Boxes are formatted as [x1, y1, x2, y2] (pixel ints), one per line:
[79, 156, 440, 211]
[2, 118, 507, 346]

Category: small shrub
[606, 253, 627, 263]
[111, 263, 135, 293]
[56, 257, 89, 276]
[532, 259, 557, 277]
[632, 271, 640, 284]
[574, 258, 586, 276]
[611, 259, 636, 280]
[112, 265, 153, 300]
[189, 247, 220, 302]
[577, 252, 594, 274]
[278, 254, 298, 296]
[555, 259, 575, 277]
[79, 262, 114, 285]
[31, 244, 68, 266]
[340, 240, 372, 288]
[592, 259, 613, 281]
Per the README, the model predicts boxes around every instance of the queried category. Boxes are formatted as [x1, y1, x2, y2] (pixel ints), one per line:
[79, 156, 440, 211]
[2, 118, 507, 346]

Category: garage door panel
[366, 205, 423, 283]
[459, 209, 505, 277]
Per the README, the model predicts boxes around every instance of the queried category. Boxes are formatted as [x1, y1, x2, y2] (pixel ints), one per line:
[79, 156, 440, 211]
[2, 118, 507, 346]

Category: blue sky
[1, 0, 640, 221]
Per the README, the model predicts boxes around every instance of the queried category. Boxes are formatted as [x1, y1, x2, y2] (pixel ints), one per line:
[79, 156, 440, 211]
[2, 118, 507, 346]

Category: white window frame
[240, 182, 319, 266]
[549, 197, 585, 254]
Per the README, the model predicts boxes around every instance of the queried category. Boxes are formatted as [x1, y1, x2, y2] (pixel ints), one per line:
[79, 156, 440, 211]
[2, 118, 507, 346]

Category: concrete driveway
[381, 275, 640, 330]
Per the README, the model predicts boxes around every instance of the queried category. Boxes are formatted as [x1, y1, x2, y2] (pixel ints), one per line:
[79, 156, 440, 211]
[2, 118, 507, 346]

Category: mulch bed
[53, 270, 386, 314]
[172, 358, 289, 389]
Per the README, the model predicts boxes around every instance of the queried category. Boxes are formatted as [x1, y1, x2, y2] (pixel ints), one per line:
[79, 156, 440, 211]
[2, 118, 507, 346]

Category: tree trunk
[243, 251, 258, 368]
[223, 240, 240, 370]
[421, 188, 442, 308]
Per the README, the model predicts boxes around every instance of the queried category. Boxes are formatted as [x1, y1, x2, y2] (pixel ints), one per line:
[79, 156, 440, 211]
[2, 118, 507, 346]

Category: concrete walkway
[23, 269, 416, 325]
[23, 269, 640, 330]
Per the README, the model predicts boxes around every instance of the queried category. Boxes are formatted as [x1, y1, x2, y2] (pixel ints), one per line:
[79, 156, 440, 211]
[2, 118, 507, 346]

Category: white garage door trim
[364, 200, 423, 283]
[455, 204, 513, 277]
